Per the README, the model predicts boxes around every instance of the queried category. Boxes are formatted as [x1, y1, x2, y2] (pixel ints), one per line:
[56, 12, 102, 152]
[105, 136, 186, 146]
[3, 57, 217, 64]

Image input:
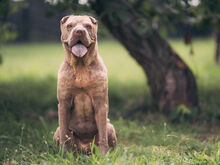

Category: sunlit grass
[1, 39, 220, 86]
[0, 41, 146, 84]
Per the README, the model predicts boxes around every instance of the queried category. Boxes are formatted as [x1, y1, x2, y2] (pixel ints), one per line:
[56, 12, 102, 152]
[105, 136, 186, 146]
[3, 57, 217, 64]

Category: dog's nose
[74, 29, 85, 37]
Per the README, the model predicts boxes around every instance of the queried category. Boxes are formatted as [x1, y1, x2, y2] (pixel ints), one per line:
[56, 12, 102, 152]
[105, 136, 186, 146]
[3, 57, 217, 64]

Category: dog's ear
[89, 16, 97, 25]
[60, 16, 70, 25]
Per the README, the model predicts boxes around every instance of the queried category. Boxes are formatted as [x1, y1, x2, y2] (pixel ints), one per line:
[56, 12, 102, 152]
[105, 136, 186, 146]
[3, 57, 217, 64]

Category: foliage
[45, 0, 91, 14]
[196, 0, 220, 28]
[0, 23, 18, 42]
[169, 105, 198, 122]
[50, 0, 204, 36]
[49, 0, 219, 51]
[0, 0, 27, 42]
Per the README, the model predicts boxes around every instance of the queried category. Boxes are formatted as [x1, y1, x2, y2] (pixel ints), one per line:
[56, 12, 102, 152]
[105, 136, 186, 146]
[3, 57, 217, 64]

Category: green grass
[0, 115, 219, 164]
[0, 41, 147, 85]
[0, 39, 220, 164]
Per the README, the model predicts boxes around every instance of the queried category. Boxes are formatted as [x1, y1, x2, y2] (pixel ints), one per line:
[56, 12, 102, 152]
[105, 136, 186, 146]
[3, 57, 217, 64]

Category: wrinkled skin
[53, 15, 117, 154]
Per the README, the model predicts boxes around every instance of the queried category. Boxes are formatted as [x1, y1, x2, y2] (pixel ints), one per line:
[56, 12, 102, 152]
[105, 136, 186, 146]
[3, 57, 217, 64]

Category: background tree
[91, 0, 199, 114]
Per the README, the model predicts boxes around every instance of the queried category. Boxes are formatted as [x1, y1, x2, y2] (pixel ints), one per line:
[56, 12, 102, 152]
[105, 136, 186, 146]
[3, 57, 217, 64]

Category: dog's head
[60, 15, 98, 58]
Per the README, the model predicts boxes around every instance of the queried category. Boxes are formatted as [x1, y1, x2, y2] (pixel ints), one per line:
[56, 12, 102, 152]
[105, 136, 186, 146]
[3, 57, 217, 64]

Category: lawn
[0, 39, 220, 164]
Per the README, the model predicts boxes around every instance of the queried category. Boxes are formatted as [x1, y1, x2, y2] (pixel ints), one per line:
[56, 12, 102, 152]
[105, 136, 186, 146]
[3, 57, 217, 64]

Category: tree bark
[91, 0, 198, 113]
[215, 29, 220, 63]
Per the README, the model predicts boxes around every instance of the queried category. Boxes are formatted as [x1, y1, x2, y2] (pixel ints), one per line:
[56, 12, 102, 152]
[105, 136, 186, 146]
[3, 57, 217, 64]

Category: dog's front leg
[58, 100, 71, 147]
[92, 89, 109, 154]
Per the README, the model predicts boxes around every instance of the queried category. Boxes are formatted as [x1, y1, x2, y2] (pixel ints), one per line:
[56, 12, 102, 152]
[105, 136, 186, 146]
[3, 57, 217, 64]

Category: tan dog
[53, 15, 117, 154]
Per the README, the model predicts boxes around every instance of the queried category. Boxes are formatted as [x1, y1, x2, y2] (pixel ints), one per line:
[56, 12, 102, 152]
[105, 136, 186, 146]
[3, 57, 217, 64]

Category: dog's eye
[67, 24, 73, 30]
[85, 24, 92, 30]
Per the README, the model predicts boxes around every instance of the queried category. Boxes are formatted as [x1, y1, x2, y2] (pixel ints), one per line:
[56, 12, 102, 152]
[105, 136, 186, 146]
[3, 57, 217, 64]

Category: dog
[53, 15, 117, 154]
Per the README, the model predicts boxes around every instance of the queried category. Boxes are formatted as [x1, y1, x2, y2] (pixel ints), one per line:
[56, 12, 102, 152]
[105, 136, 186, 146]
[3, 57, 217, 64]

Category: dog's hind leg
[107, 123, 117, 151]
[53, 127, 60, 146]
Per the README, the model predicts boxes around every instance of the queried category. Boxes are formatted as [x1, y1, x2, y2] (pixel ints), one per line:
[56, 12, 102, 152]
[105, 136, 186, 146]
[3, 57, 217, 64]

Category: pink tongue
[71, 44, 88, 58]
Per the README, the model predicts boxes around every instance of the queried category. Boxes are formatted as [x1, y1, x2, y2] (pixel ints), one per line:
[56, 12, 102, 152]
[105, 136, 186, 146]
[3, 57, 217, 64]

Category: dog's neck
[63, 42, 98, 75]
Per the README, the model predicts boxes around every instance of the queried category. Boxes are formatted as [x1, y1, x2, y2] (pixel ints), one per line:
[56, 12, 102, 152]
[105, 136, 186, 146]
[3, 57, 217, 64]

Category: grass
[0, 116, 219, 164]
[0, 39, 220, 164]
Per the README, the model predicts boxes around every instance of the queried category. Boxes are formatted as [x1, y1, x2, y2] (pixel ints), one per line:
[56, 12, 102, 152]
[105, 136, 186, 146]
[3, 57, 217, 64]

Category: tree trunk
[91, 0, 198, 113]
[215, 29, 220, 63]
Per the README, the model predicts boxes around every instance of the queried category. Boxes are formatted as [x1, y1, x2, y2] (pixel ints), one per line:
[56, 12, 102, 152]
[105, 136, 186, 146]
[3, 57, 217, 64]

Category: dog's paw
[100, 145, 108, 154]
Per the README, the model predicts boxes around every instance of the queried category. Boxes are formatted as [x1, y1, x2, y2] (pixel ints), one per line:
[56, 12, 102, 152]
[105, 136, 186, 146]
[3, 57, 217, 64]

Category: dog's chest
[71, 65, 105, 89]
[58, 62, 106, 97]
[73, 70, 91, 87]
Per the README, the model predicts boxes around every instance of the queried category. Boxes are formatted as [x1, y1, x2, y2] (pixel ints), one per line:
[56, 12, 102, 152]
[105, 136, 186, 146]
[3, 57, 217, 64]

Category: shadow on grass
[0, 77, 57, 120]
[0, 76, 220, 122]
[0, 76, 152, 121]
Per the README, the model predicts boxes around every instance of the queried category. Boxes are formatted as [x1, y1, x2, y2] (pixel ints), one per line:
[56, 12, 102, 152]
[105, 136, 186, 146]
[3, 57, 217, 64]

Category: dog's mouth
[70, 40, 89, 58]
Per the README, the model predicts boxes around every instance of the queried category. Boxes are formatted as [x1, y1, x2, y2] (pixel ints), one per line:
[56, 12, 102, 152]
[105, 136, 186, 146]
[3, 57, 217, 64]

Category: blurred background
[0, 0, 220, 164]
